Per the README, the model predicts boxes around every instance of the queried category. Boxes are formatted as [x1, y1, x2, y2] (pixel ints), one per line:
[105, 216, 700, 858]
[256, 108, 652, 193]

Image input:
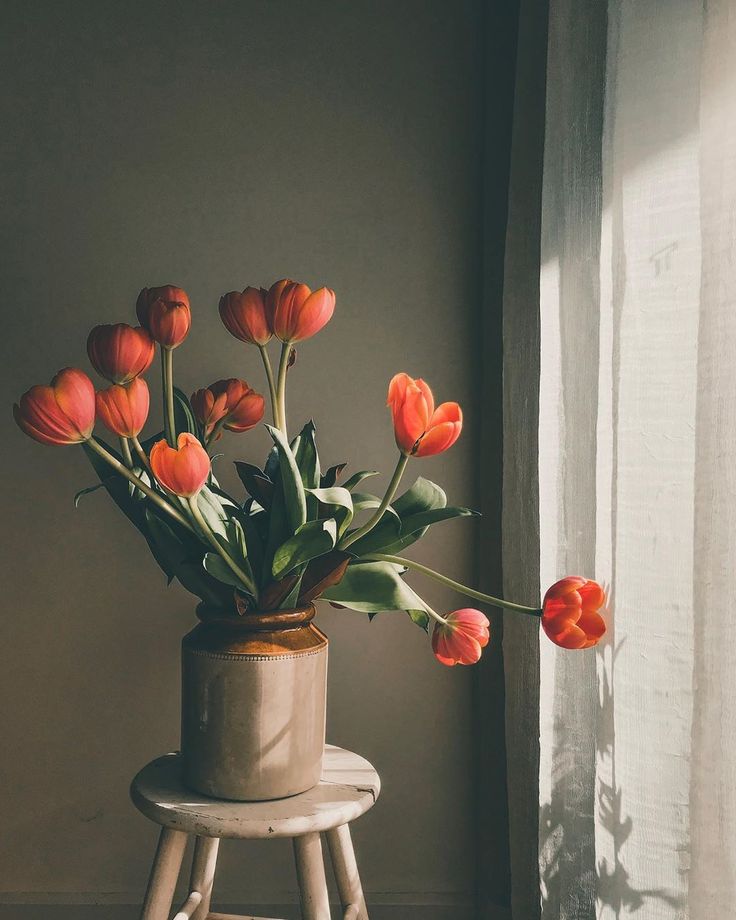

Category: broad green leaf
[81, 438, 146, 533]
[272, 519, 337, 578]
[194, 485, 237, 539]
[292, 420, 320, 490]
[393, 477, 447, 515]
[408, 609, 430, 632]
[342, 470, 379, 490]
[234, 461, 274, 508]
[320, 462, 347, 488]
[322, 560, 426, 614]
[266, 425, 307, 533]
[173, 387, 201, 440]
[306, 486, 354, 536]
[378, 506, 479, 555]
[203, 553, 253, 593]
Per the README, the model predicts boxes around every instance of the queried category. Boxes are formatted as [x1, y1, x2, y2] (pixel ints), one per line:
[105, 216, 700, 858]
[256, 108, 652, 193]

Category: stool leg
[189, 836, 220, 920]
[326, 824, 368, 920]
[293, 832, 331, 920]
[140, 827, 188, 920]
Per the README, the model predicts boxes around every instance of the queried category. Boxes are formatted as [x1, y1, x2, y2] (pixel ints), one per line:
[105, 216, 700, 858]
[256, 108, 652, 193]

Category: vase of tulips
[14, 279, 607, 801]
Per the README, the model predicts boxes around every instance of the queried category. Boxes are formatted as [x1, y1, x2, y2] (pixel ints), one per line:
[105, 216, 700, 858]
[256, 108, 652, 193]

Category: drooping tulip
[87, 323, 155, 384]
[431, 608, 490, 666]
[14, 368, 96, 446]
[387, 372, 463, 457]
[541, 577, 606, 649]
[149, 432, 210, 497]
[95, 378, 150, 438]
[136, 285, 191, 348]
[190, 378, 265, 438]
[267, 278, 335, 343]
[219, 288, 272, 346]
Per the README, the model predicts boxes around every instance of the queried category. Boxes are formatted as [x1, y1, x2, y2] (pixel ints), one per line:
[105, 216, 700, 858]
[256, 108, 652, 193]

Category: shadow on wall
[539, 592, 683, 917]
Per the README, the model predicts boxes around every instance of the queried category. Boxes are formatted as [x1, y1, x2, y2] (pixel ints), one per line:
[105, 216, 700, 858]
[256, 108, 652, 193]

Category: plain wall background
[0, 0, 484, 914]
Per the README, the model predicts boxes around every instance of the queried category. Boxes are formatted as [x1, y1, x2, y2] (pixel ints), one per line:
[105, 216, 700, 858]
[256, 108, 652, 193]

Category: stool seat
[131, 745, 379, 919]
[131, 744, 380, 839]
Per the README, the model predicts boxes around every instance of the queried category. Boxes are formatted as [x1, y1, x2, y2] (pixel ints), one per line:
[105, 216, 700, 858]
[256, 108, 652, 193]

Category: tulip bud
[14, 368, 96, 446]
[95, 378, 150, 438]
[267, 278, 335, 343]
[191, 378, 265, 438]
[541, 577, 606, 649]
[219, 288, 272, 346]
[431, 609, 490, 666]
[387, 372, 462, 457]
[149, 432, 210, 497]
[136, 285, 191, 348]
[87, 323, 155, 385]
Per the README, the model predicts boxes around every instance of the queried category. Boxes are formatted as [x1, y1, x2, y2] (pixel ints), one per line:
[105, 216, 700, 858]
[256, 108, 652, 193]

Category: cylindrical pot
[181, 604, 327, 801]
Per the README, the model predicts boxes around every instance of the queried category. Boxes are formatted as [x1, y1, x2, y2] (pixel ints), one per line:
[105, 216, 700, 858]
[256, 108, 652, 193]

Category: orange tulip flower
[14, 368, 96, 446]
[191, 378, 265, 438]
[219, 288, 272, 346]
[136, 285, 191, 348]
[387, 372, 463, 457]
[541, 577, 606, 649]
[431, 608, 490, 666]
[149, 432, 210, 497]
[87, 323, 155, 384]
[95, 378, 150, 438]
[267, 278, 336, 343]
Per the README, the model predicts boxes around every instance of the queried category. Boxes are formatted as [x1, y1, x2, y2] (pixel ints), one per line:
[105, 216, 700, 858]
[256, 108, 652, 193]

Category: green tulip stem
[275, 342, 291, 437]
[205, 417, 227, 451]
[186, 496, 258, 600]
[163, 347, 176, 447]
[422, 603, 448, 627]
[131, 436, 152, 475]
[365, 553, 543, 617]
[340, 453, 409, 549]
[85, 436, 195, 534]
[119, 437, 133, 467]
[258, 344, 280, 429]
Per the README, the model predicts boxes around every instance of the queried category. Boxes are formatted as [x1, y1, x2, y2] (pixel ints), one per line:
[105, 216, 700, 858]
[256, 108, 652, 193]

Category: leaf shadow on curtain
[539, 592, 683, 917]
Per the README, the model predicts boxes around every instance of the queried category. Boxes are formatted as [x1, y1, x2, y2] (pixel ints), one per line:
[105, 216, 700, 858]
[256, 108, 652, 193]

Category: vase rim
[195, 602, 316, 631]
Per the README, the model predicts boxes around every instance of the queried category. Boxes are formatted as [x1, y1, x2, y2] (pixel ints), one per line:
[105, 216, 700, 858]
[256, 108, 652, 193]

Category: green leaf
[320, 463, 347, 488]
[203, 553, 252, 592]
[393, 477, 447, 515]
[408, 609, 430, 632]
[292, 420, 320, 490]
[81, 439, 147, 533]
[322, 560, 426, 614]
[266, 425, 307, 533]
[194, 485, 237, 539]
[272, 519, 337, 578]
[234, 461, 274, 508]
[306, 486, 354, 536]
[342, 470, 379, 490]
[173, 387, 201, 440]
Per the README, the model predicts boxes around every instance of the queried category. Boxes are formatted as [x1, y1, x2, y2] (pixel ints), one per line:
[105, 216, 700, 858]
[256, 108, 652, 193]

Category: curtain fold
[526, 0, 736, 918]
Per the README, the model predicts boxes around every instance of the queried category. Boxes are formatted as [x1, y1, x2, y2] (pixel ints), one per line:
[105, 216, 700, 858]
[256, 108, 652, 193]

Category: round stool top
[130, 745, 380, 839]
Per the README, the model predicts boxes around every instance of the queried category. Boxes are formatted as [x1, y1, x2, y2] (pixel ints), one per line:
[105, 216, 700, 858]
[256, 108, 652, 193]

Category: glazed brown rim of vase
[196, 603, 316, 631]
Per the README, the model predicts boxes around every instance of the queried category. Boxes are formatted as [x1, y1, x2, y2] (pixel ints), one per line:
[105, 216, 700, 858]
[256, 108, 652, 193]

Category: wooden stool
[130, 744, 380, 920]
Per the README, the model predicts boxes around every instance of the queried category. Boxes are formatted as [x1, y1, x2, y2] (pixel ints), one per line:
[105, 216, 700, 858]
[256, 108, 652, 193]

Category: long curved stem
[366, 552, 543, 616]
[131, 435, 152, 475]
[340, 453, 409, 549]
[119, 437, 133, 467]
[85, 437, 195, 534]
[187, 497, 258, 599]
[422, 603, 448, 626]
[275, 342, 291, 437]
[259, 344, 280, 429]
[163, 347, 176, 446]
[205, 417, 227, 450]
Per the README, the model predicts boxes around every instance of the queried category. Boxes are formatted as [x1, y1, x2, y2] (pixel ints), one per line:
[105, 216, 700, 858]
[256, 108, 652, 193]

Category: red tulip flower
[387, 372, 463, 457]
[95, 378, 150, 438]
[136, 285, 191, 348]
[149, 432, 210, 497]
[541, 577, 606, 649]
[432, 608, 490, 666]
[219, 288, 272, 346]
[87, 323, 155, 384]
[267, 278, 336, 343]
[191, 378, 265, 438]
[14, 368, 96, 446]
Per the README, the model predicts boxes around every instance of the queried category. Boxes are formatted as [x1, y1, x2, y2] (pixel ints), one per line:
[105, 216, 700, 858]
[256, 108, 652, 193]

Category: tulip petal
[413, 419, 462, 457]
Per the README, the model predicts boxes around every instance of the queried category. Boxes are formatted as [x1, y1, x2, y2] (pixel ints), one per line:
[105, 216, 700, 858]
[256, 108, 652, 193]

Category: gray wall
[0, 1, 483, 915]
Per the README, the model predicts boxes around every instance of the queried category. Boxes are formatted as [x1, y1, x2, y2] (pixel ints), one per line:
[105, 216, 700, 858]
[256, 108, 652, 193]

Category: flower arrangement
[14, 281, 606, 665]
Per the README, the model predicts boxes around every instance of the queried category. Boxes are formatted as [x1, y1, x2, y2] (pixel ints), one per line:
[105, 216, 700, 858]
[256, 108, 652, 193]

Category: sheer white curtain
[521, 0, 736, 917]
